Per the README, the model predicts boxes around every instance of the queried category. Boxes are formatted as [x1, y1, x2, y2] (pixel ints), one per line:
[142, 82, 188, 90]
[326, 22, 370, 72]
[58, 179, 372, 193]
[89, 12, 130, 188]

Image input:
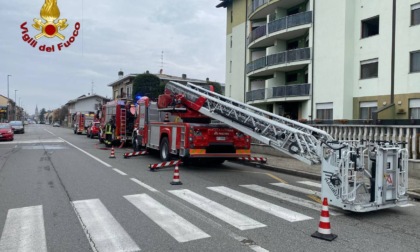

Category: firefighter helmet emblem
[32, 0, 68, 40]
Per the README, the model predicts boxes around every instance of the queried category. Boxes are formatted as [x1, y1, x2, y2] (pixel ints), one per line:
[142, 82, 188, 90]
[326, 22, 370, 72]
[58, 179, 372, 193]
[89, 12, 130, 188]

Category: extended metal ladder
[165, 81, 333, 165]
[120, 107, 126, 138]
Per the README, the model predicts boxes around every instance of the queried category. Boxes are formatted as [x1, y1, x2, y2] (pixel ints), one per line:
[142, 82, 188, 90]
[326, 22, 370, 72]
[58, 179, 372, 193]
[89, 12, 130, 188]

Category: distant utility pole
[91, 81, 94, 95]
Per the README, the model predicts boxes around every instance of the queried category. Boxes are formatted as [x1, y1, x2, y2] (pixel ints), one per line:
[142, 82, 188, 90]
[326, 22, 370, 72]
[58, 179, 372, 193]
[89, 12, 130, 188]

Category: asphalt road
[0, 124, 419, 252]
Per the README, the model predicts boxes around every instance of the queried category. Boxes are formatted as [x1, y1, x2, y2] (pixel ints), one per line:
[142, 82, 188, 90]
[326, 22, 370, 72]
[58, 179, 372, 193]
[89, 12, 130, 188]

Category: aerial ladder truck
[162, 81, 409, 212]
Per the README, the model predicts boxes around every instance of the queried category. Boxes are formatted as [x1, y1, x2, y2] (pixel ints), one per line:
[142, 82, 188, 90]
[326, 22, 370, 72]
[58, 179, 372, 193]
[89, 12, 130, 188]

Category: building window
[229, 60, 232, 73]
[286, 72, 298, 83]
[412, 3, 420, 26]
[361, 16, 379, 38]
[410, 51, 420, 73]
[126, 87, 131, 99]
[359, 101, 377, 119]
[230, 36, 232, 48]
[410, 99, 420, 119]
[230, 10, 233, 23]
[360, 58, 378, 79]
[316, 102, 333, 120]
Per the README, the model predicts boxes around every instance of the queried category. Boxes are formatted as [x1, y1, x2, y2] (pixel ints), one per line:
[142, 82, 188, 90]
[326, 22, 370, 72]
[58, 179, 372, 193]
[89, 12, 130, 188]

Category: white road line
[113, 168, 127, 176]
[399, 203, 415, 208]
[130, 178, 158, 192]
[208, 186, 312, 222]
[124, 194, 210, 243]
[297, 181, 321, 188]
[241, 185, 340, 216]
[0, 205, 47, 252]
[0, 139, 64, 145]
[271, 183, 321, 197]
[58, 137, 112, 168]
[169, 189, 266, 230]
[230, 233, 269, 252]
[73, 199, 140, 252]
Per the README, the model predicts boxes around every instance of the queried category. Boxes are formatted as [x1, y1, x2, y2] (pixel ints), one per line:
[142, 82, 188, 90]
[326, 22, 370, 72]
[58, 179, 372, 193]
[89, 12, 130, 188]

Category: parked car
[87, 122, 101, 139]
[9, 121, 24, 134]
[53, 122, 60, 127]
[0, 123, 14, 141]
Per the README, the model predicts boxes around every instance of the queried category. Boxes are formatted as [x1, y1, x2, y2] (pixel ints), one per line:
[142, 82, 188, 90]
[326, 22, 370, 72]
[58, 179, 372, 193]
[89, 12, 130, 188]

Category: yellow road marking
[307, 194, 322, 204]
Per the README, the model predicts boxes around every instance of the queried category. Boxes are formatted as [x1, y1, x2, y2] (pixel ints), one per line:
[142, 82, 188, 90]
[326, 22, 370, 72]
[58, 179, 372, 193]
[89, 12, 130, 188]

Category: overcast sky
[0, 0, 227, 115]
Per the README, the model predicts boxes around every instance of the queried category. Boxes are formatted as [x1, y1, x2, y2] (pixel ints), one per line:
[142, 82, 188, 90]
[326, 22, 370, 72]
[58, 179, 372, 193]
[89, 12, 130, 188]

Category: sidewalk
[241, 153, 420, 201]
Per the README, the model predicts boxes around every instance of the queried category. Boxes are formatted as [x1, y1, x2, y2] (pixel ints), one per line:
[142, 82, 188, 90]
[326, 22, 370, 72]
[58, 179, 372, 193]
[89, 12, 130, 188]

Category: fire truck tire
[159, 137, 170, 161]
[133, 135, 141, 151]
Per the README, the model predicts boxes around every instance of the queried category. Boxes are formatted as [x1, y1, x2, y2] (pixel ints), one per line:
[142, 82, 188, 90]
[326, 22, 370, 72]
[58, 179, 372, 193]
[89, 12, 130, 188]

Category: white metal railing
[313, 124, 420, 160]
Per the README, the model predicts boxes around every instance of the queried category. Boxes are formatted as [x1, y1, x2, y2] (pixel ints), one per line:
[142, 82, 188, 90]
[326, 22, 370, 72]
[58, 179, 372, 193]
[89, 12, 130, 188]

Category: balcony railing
[268, 11, 312, 34]
[248, 25, 267, 45]
[270, 83, 311, 98]
[247, 0, 269, 17]
[246, 89, 266, 102]
[247, 47, 311, 74]
[249, 11, 312, 45]
[246, 83, 311, 102]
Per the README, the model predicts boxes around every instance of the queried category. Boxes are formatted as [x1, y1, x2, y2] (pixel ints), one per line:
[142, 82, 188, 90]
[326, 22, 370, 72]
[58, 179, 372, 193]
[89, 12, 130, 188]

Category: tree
[59, 105, 68, 123]
[132, 73, 164, 101]
[208, 81, 222, 94]
[39, 108, 46, 122]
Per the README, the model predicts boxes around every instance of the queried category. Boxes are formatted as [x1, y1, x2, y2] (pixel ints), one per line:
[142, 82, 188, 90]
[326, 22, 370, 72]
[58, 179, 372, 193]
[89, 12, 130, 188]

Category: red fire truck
[73, 112, 94, 134]
[131, 89, 251, 163]
[98, 100, 136, 147]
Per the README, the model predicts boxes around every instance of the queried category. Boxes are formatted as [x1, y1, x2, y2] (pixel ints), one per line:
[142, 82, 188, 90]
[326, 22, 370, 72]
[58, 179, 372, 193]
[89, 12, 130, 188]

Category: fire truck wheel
[133, 135, 141, 151]
[160, 137, 170, 161]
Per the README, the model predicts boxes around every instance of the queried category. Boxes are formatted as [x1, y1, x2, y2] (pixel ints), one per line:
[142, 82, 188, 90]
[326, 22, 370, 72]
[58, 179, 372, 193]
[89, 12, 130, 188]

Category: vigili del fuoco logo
[20, 0, 80, 52]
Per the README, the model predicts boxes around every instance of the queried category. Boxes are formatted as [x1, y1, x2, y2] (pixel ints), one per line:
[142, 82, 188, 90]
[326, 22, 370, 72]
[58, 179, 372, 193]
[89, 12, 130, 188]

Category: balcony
[248, 0, 308, 20]
[247, 47, 311, 76]
[246, 83, 311, 102]
[248, 11, 312, 48]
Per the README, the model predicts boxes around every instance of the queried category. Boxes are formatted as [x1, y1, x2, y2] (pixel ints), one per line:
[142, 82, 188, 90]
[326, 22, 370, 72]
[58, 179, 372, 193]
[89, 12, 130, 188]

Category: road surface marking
[169, 189, 266, 230]
[399, 203, 415, 208]
[297, 181, 321, 188]
[241, 185, 340, 216]
[230, 233, 269, 252]
[113, 168, 127, 176]
[307, 194, 322, 204]
[43, 129, 56, 136]
[0, 205, 47, 252]
[208, 186, 312, 222]
[124, 194, 210, 243]
[130, 178, 158, 192]
[22, 145, 68, 150]
[58, 137, 112, 168]
[271, 183, 321, 197]
[73, 199, 140, 252]
[0, 139, 64, 145]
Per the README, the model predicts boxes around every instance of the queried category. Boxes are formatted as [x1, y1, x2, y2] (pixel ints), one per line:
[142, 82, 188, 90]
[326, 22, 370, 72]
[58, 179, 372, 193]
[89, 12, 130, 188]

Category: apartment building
[217, 0, 420, 120]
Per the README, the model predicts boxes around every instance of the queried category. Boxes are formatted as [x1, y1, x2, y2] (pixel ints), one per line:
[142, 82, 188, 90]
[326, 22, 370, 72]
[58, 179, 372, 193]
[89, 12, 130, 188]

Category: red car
[87, 122, 100, 139]
[0, 123, 14, 141]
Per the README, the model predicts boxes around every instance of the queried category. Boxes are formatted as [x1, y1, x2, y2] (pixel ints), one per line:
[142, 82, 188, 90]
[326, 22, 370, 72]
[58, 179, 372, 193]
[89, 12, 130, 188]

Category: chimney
[118, 69, 124, 79]
[182, 74, 187, 79]
[206, 77, 209, 83]
[146, 70, 149, 74]
[159, 69, 163, 74]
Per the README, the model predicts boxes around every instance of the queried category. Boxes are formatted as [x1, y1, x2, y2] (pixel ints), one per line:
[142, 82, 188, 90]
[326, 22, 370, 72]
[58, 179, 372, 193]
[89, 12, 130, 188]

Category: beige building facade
[217, 0, 420, 120]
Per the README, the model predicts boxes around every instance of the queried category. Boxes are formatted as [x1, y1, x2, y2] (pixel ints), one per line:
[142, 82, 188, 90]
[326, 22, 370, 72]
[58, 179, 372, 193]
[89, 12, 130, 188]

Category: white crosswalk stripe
[73, 199, 140, 252]
[241, 184, 341, 216]
[297, 181, 321, 188]
[169, 189, 266, 230]
[271, 183, 321, 197]
[124, 194, 210, 243]
[0, 205, 47, 252]
[208, 186, 312, 222]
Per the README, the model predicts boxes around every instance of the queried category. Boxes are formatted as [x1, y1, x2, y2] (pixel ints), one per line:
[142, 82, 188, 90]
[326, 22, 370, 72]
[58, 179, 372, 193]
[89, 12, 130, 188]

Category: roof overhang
[216, 0, 232, 8]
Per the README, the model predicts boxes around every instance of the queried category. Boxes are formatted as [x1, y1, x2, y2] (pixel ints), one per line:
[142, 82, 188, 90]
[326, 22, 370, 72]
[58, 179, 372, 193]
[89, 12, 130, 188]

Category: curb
[407, 191, 420, 201]
[230, 160, 321, 181]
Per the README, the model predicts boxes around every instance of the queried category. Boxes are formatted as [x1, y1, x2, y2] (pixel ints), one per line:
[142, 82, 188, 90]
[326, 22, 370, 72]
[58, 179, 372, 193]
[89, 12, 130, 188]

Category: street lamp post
[14, 90, 18, 120]
[7, 75, 11, 99]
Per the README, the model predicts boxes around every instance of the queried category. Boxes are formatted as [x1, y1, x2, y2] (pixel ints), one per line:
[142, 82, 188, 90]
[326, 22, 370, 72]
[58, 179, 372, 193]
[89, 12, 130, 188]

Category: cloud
[0, 0, 227, 114]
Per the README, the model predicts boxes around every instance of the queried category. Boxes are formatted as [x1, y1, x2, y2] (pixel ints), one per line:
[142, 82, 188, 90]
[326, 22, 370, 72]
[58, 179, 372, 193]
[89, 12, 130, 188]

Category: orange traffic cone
[109, 146, 116, 158]
[311, 198, 337, 241]
[170, 165, 182, 185]
[164, 113, 169, 122]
